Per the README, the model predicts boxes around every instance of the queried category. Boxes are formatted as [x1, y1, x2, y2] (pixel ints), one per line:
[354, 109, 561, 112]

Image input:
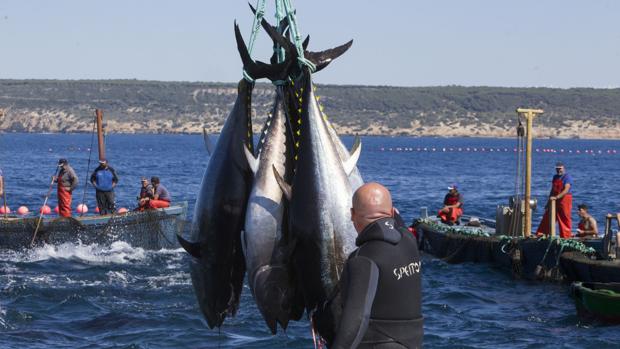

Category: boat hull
[416, 218, 575, 281]
[570, 281, 620, 323]
[0, 202, 188, 250]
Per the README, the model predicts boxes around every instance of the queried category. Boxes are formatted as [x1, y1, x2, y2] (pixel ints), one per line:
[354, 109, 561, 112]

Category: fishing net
[416, 220, 595, 282]
[0, 202, 188, 250]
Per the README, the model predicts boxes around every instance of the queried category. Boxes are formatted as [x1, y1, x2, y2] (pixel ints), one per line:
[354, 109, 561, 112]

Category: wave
[0, 241, 186, 266]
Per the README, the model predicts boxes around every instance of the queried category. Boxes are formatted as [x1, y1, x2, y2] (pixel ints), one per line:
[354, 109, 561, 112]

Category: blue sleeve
[563, 174, 573, 187]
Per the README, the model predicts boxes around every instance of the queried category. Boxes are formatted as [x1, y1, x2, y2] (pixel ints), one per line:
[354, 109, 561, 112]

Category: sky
[0, 0, 619, 88]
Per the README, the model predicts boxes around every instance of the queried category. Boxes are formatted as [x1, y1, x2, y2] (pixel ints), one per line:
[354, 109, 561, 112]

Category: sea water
[1, 133, 619, 348]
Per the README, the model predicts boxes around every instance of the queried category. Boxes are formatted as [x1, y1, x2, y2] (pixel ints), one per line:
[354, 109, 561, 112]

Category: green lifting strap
[243, 0, 267, 82]
[281, 0, 316, 72]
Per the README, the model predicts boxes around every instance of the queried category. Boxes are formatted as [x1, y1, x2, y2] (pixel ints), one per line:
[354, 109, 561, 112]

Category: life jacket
[96, 169, 114, 192]
[551, 175, 570, 196]
[445, 193, 460, 206]
[578, 220, 586, 231]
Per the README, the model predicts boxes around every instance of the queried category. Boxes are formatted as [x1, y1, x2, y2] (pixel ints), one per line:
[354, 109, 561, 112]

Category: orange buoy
[54, 206, 60, 214]
[0, 206, 11, 214]
[117, 207, 128, 214]
[17, 206, 29, 215]
[95, 206, 100, 213]
[39, 205, 52, 215]
[76, 204, 88, 214]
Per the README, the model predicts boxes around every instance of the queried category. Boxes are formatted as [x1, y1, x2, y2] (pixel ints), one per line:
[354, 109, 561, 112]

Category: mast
[95, 109, 106, 161]
[516, 108, 544, 237]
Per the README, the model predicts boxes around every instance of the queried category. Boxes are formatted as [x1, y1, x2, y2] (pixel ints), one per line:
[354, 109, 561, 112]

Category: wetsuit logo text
[393, 261, 422, 280]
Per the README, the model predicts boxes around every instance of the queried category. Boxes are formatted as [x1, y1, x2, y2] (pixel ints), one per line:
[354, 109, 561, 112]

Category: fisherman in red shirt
[438, 184, 463, 226]
[536, 162, 573, 238]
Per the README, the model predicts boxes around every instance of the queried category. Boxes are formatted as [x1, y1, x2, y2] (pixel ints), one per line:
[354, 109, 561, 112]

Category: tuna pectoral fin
[272, 165, 292, 201]
[203, 128, 215, 156]
[343, 135, 362, 176]
[243, 144, 259, 175]
[177, 234, 201, 258]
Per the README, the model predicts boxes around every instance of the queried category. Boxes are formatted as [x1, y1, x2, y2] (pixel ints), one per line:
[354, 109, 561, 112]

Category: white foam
[0, 241, 148, 265]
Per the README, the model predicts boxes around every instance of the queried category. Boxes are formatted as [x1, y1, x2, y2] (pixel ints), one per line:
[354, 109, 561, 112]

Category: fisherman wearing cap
[136, 177, 154, 211]
[90, 159, 119, 215]
[575, 204, 598, 239]
[536, 162, 573, 238]
[54, 159, 78, 217]
[438, 183, 463, 225]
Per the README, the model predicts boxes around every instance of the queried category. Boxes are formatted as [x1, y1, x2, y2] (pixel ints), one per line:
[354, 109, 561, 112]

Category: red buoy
[39, 205, 52, 215]
[95, 206, 100, 213]
[0, 206, 11, 214]
[117, 207, 128, 214]
[76, 204, 88, 214]
[54, 206, 60, 214]
[17, 206, 29, 215]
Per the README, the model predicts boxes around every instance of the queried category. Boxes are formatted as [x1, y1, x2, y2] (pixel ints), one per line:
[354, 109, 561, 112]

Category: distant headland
[1, 79, 619, 139]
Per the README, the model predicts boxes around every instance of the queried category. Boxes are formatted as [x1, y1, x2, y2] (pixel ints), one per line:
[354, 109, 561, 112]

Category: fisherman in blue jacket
[90, 159, 119, 215]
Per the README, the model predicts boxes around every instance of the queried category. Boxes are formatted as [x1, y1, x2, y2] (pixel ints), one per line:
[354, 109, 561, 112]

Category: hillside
[0, 79, 619, 138]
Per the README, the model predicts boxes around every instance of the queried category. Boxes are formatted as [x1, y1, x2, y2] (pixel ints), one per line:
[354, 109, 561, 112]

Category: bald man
[324, 182, 423, 349]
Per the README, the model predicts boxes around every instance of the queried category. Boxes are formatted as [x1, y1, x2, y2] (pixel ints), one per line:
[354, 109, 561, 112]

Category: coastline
[1, 118, 619, 140]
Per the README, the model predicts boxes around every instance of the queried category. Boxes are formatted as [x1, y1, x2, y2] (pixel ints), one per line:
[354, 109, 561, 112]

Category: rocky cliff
[1, 80, 619, 138]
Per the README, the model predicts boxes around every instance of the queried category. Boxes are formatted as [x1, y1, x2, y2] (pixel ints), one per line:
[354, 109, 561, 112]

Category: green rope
[242, 0, 267, 82]
[420, 218, 597, 255]
[281, 0, 316, 72]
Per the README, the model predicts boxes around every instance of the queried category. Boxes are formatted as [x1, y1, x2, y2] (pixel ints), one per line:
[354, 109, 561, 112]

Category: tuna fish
[274, 70, 362, 314]
[241, 87, 304, 334]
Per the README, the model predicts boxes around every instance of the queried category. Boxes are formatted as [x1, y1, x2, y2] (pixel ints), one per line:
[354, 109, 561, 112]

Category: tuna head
[273, 70, 361, 313]
[178, 78, 254, 329]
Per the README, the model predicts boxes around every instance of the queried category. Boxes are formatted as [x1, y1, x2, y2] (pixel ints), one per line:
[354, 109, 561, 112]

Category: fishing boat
[570, 281, 620, 323]
[413, 108, 605, 282]
[0, 109, 188, 250]
[414, 213, 595, 281]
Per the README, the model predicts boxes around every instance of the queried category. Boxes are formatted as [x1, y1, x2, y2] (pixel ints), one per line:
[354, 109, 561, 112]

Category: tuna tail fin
[243, 143, 259, 175]
[305, 40, 353, 73]
[342, 135, 362, 176]
[177, 234, 202, 258]
[203, 127, 215, 156]
[234, 21, 294, 82]
[272, 165, 292, 201]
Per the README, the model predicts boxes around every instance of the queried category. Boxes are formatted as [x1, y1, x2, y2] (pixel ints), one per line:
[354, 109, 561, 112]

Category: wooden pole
[95, 109, 106, 161]
[516, 108, 544, 237]
[549, 199, 556, 237]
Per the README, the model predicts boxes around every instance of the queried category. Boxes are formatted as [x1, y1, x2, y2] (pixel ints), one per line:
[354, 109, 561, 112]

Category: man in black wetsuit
[318, 182, 423, 348]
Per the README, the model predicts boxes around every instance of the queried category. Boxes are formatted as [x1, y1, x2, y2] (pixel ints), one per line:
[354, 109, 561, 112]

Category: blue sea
[1, 133, 619, 348]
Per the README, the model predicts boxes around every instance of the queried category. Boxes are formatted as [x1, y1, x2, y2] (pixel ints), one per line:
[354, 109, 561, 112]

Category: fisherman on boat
[54, 158, 78, 218]
[136, 177, 154, 211]
[90, 159, 119, 215]
[536, 162, 573, 238]
[315, 182, 423, 349]
[438, 184, 463, 225]
[575, 204, 599, 239]
[144, 176, 171, 209]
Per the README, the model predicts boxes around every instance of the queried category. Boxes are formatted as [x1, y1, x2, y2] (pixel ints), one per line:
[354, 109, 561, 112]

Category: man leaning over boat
[575, 203, 599, 239]
[54, 159, 78, 218]
[142, 176, 171, 209]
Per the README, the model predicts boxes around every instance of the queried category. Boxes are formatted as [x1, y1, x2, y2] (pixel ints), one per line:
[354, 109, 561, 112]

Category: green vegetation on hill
[0, 79, 618, 135]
